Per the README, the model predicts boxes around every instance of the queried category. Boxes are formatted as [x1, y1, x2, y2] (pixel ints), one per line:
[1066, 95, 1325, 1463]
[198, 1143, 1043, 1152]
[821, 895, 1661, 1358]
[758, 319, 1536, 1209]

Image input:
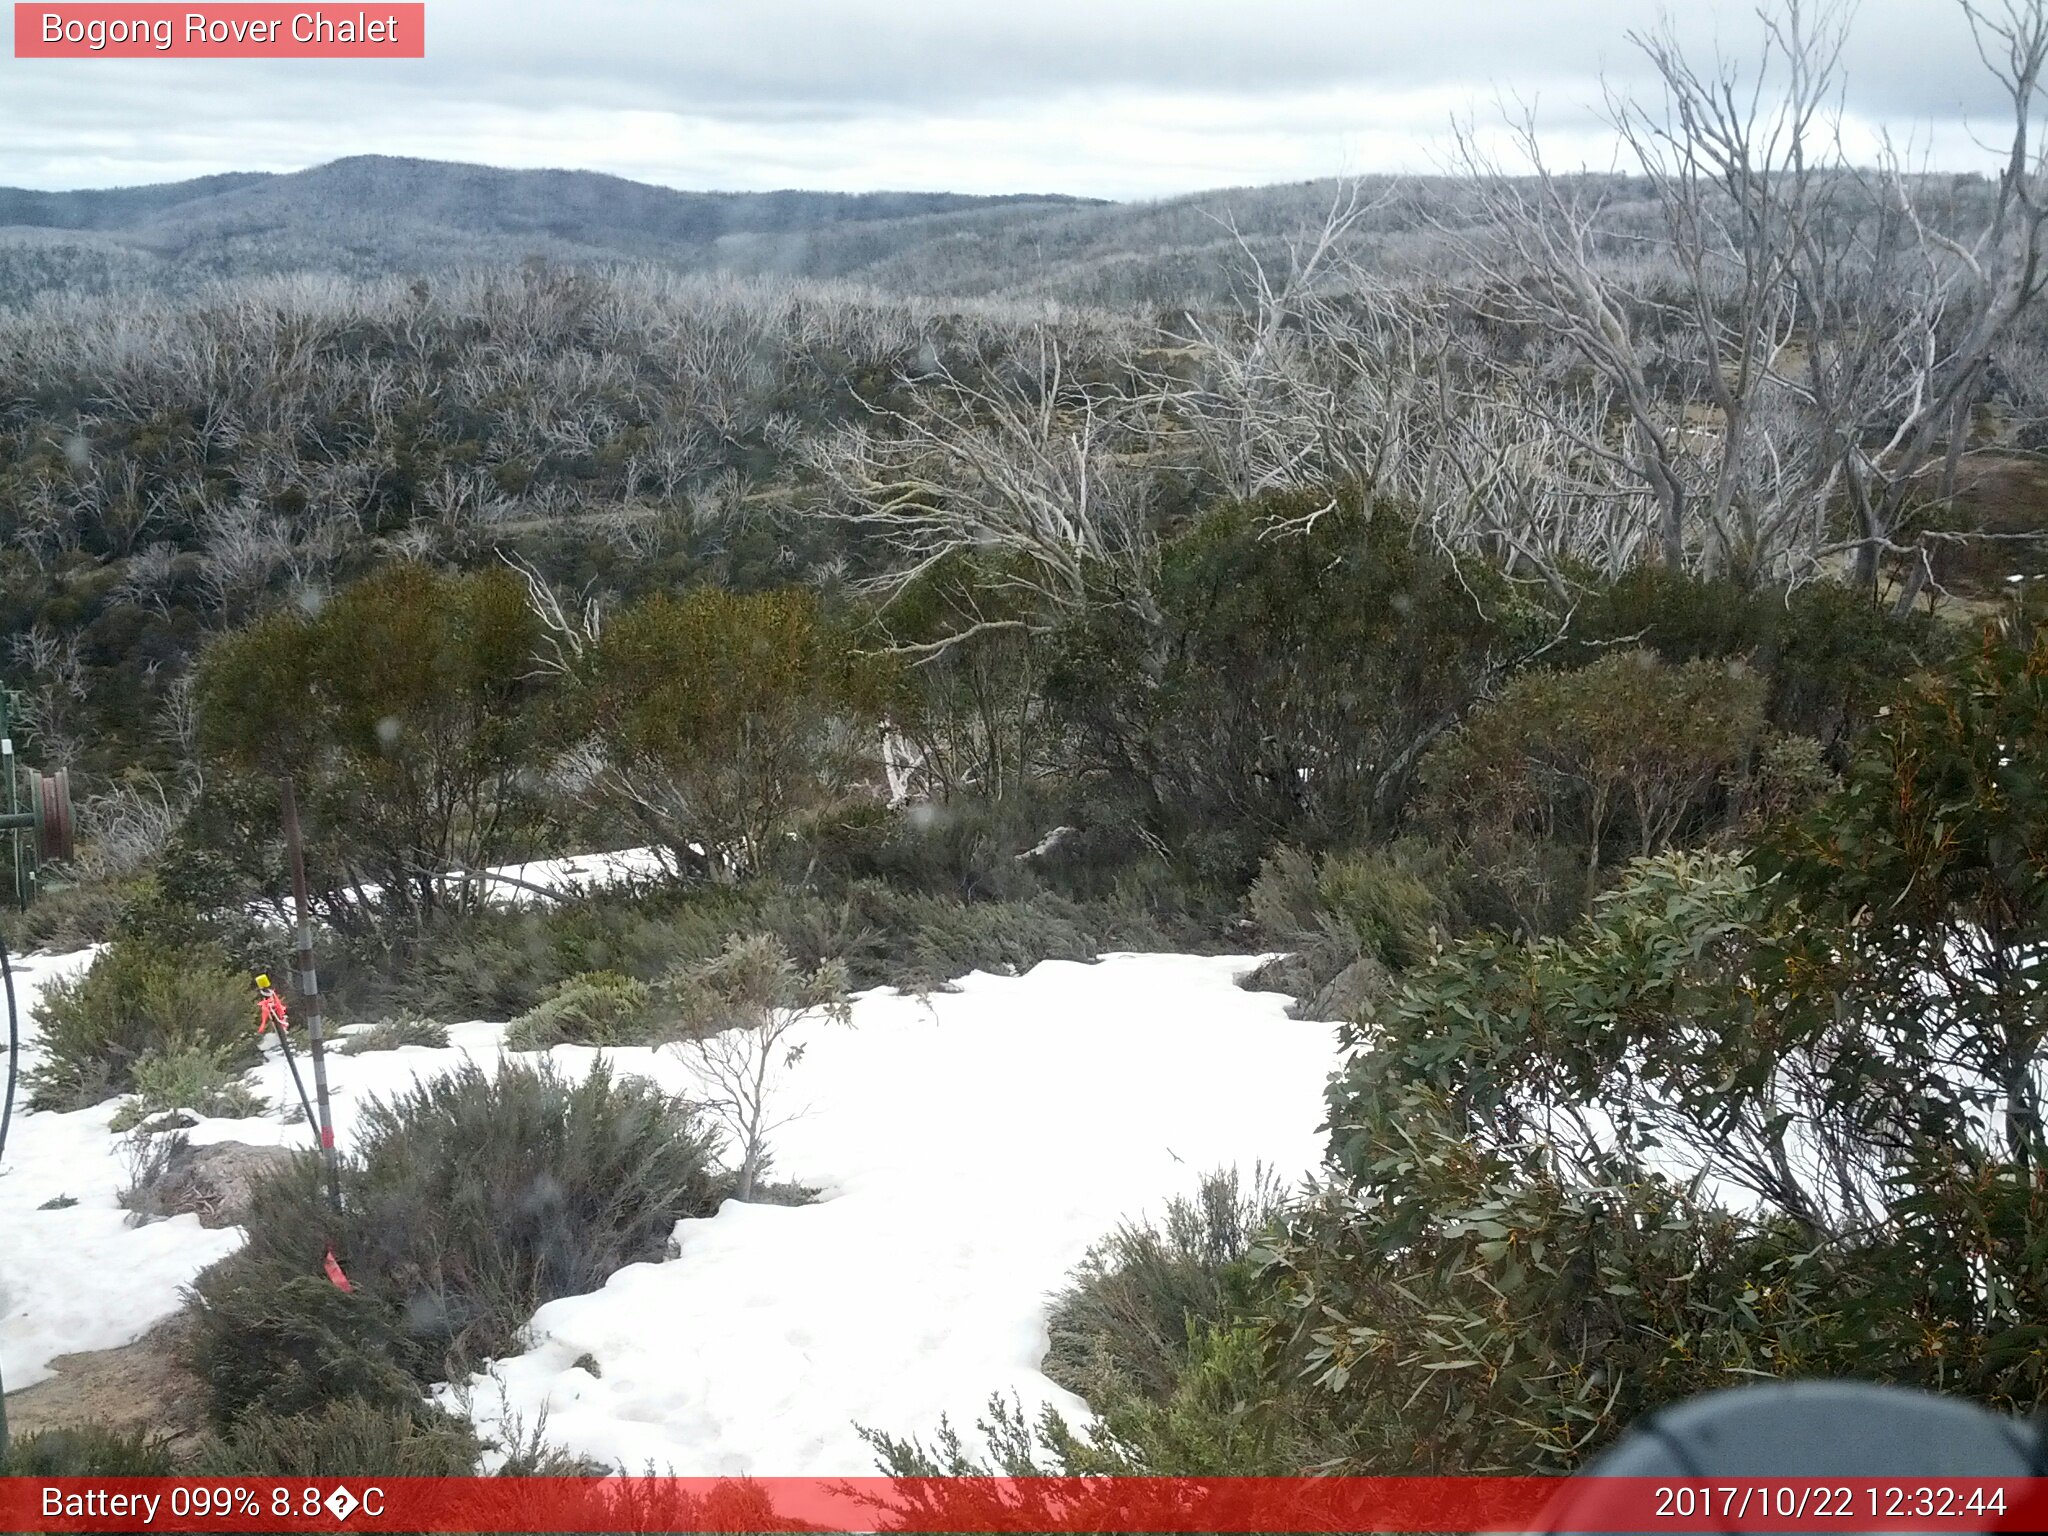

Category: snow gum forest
[9, 0, 2048, 1492]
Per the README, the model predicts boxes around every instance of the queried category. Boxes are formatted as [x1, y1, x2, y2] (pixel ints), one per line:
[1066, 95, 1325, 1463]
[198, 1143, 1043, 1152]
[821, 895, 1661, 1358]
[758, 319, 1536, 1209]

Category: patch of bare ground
[1909, 448, 2048, 602]
[7, 1140, 299, 1451]
[3, 1316, 205, 1450]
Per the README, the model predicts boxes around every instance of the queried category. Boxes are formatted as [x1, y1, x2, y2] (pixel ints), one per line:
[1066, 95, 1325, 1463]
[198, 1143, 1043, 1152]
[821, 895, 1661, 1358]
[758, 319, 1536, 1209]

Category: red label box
[4, 1476, 2048, 1533]
[14, 3, 425, 57]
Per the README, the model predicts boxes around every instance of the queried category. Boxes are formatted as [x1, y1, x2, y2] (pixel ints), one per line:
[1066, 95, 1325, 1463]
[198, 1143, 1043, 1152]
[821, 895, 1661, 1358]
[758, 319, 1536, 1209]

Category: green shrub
[191, 1396, 602, 1479]
[193, 563, 553, 937]
[117, 859, 270, 954]
[27, 935, 256, 1111]
[746, 887, 894, 981]
[863, 1394, 1117, 1478]
[193, 1399, 484, 1476]
[0, 1422, 176, 1475]
[867, 1326, 1313, 1478]
[1291, 788, 2048, 1474]
[574, 585, 873, 879]
[1418, 648, 1767, 916]
[109, 1043, 267, 1130]
[373, 876, 1199, 1027]
[1565, 565, 1954, 749]
[0, 874, 142, 955]
[1044, 1166, 1287, 1410]
[868, 1170, 1306, 1492]
[1256, 842, 1449, 964]
[826, 882, 1189, 990]
[504, 970, 661, 1050]
[1074, 1321, 1308, 1474]
[189, 1263, 429, 1425]
[1265, 1162, 1841, 1474]
[389, 885, 758, 1021]
[857, 549, 1049, 807]
[1733, 731, 1837, 835]
[1245, 844, 1328, 946]
[336, 1013, 452, 1055]
[791, 795, 1072, 904]
[405, 919, 561, 1020]
[1047, 490, 1543, 868]
[1315, 848, 1446, 972]
[1245, 844, 1446, 1014]
[187, 1057, 721, 1426]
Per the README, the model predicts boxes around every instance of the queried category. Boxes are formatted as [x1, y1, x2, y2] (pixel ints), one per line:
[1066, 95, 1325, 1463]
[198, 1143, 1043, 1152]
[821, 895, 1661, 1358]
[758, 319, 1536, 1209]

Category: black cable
[0, 930, 17, 1168]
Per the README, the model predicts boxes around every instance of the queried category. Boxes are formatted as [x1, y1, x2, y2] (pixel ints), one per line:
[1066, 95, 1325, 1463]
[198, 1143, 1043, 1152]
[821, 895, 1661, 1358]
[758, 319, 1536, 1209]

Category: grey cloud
[431, 1, 2001, 115]
[0, 0, 2022, 195]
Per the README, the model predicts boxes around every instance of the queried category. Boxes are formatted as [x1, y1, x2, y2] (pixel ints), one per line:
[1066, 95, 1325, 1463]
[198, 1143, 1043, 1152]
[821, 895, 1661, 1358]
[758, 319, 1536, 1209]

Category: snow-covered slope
[445, 953, 1333, 1475]
[2, 934, 1338, 1473]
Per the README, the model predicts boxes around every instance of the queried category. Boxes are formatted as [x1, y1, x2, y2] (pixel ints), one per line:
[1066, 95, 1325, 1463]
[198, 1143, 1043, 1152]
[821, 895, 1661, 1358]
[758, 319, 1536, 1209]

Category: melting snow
[0, 947, 244, 1390]
[443, 953, 1335, 1475]
[2, 921, 1338, 1474]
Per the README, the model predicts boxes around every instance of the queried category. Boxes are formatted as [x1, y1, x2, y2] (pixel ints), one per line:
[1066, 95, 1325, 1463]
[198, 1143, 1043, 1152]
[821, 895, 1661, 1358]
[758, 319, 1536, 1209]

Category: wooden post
[279, 777, 342, 1215]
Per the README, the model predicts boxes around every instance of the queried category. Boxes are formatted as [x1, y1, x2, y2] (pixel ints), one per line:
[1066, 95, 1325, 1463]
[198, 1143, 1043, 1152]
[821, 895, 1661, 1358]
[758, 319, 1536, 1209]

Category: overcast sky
[0, 1, 2028, 199]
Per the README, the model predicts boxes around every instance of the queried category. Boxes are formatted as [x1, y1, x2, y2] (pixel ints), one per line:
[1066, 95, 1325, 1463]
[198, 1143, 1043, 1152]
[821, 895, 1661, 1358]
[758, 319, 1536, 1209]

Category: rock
[1238, 947, 1391, 1022]
[1304, 954, 1393, 1023]
[1239, 950, 1319, 1002]
[127, 1139, 295, 1228]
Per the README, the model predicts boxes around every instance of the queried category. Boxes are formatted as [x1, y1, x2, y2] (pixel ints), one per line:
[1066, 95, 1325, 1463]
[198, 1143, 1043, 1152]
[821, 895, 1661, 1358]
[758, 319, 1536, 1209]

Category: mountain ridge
[0, 154, 1104, 248]
[0, 154, 1527, 309]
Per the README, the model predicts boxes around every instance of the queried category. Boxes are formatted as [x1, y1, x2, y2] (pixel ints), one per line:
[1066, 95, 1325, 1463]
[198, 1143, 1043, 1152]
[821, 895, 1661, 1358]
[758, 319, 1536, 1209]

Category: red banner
[13, 5, 425, 58]
[3, 1476, 2047, 1532]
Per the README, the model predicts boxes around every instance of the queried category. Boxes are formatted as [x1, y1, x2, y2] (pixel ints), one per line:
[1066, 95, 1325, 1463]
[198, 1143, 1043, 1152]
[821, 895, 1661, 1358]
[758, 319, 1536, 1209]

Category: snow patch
[1, 947, 243, 1390]
[442, 953, 1336, 1475]
[4, 928, 1338, 1476]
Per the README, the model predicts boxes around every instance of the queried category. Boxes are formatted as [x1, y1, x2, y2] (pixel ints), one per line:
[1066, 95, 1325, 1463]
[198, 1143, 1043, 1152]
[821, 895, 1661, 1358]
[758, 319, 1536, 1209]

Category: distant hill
[0, 169, 273, 231]
[0, 155, 1109, 304]
[4, 156, 1093, 248]
[2, 154, 1784, 310]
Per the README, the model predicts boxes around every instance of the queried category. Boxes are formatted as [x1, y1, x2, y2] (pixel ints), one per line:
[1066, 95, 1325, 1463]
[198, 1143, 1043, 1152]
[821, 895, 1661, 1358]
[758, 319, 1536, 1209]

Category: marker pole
[279, 777, 342, 1215]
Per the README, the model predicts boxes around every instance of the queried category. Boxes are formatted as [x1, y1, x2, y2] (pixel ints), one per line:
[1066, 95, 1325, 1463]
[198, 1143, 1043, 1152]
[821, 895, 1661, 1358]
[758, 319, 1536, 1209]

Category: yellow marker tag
[255, 974, 271, 989]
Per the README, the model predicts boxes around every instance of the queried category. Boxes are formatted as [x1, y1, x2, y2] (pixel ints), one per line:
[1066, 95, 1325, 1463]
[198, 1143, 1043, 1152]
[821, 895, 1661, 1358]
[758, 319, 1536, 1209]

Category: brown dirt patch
[3, 1316, 206, 1451]
[1910, 450, 2048, 599]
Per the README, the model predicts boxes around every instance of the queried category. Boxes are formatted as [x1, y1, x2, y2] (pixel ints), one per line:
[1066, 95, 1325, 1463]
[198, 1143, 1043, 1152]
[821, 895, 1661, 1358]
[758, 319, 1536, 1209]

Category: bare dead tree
[70, 771, 182, 881]
[106, 540, 182, 617]
[1449, 0, 2048, 590]
[1416, 353, 1650, 589]
[156, 670, 201, 775]
[669, 937, 852, 1202]
[7, 622, 89, 765]
[192, 493, 294, 613]
[10, 474, 74, 567]
[503, 549, 604, 680]
[1838, 0, 2048, 597]
[1121, 181, 1638, 591]
[1134, 182, 1409, 509]
[811, 326, 1160, 654]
